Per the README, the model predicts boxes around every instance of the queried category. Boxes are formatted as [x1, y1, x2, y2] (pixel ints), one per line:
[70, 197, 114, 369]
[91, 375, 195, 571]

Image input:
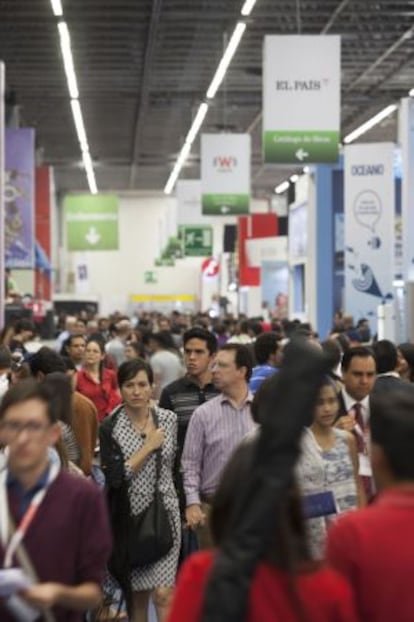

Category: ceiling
[1, 0, 414, 197]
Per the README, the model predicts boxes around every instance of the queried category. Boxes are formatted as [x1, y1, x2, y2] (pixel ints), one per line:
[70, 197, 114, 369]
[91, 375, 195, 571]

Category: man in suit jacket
[336, 346, 377, 497]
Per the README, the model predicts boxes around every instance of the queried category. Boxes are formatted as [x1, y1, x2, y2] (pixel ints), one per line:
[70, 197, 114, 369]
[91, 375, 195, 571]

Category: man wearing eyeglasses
[0, 379, 111, 622]
[181, 344, 256, 548]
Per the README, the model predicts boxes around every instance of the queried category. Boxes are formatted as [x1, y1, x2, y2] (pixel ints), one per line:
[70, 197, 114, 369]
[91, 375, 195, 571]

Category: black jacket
[99, 406, 132, 599]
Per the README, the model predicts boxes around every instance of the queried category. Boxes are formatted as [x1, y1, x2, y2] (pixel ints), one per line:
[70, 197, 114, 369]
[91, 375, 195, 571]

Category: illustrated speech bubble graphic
[353, 190, 382, 233]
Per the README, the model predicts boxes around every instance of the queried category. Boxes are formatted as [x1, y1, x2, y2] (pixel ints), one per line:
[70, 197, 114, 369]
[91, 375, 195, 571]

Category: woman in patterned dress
[100, 358, 180, 622]
[296, 377, 365, 559]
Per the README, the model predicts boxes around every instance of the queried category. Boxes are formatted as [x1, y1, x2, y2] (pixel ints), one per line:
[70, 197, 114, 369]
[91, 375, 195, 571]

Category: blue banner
[5, 128, 36, 268]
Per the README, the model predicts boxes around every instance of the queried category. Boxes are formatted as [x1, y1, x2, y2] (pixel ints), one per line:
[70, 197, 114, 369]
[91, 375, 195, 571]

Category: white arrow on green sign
[65, 194, 119, 251]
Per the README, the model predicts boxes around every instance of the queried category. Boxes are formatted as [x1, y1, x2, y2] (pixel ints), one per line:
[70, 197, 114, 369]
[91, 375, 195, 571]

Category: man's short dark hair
[0, 378, 57, 423]
[321, 339, 342, 369]
[341, 346, 375, 372]
[219, 343, 254, 382]
[65, 333, 86, 348]
[371, 389, 414, 480]
[29, 346, 67, 376]
[372, 340, 398, 374]
[254, 332, 279, 365]
[183, 327, 217, 355]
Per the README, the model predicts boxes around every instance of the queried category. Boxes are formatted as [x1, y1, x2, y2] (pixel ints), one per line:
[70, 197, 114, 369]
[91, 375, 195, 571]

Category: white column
[399, 98, 414, 282]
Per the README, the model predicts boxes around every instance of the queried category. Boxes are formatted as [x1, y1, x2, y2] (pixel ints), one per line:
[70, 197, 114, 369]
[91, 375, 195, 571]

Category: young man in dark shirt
[0, 379, 111, 622]
[159, 327, 219, 514]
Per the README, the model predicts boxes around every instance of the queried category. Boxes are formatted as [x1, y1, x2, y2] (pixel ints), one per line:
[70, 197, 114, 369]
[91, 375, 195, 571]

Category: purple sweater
[0, 470, 112, 622]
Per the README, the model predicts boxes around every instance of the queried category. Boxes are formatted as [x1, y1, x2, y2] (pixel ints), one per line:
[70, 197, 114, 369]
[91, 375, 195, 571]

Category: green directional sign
[181, 225, 213, 256]
[65, 194, 119, 251]
[264, 130, 339, 164]
[144, 270, 157, 284]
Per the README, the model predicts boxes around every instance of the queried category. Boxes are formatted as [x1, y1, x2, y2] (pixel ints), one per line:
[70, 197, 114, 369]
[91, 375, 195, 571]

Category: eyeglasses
[0, 421, 51, 438]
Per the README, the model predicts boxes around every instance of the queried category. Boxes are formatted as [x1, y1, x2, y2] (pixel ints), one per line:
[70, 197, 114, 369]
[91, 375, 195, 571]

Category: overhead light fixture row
[343, 104, 398, 144]
[164, 1, 255, 194]
[206, 23, 246, 99]
[51, 2, 97, 194]
[241, 0, 258, 16]
[50, 0, 63, 17]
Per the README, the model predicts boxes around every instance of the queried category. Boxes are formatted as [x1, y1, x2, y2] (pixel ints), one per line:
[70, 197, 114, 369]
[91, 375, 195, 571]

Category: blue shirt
[7, 465, 50, 519]
[249, 364, 278, 393]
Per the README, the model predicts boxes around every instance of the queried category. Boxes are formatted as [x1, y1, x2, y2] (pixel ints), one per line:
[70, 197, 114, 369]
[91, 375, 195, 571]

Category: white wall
[59, 192, 252, 316]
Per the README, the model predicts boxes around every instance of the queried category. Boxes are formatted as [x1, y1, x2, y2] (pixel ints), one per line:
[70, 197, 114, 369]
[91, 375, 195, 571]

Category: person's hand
[335, 414, 355, 432]
[145, 428, 165, 452]
[185, 504, 206, 529]
[21, 583, 62, 609]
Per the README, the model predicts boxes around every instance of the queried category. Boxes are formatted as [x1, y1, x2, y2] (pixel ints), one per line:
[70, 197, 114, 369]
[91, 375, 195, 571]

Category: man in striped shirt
[182, 343, 256, 547]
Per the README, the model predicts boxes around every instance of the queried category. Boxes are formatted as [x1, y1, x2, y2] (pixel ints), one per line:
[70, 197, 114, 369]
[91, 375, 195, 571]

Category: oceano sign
[351, 164, 384, 176]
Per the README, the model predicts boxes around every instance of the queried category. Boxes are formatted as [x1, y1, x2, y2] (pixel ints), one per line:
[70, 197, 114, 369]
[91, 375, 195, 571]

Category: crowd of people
[0, 307, 414, 621]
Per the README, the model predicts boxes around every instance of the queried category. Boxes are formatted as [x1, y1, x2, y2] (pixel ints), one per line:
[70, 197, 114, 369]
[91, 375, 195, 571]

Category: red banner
[238, 213, 278, 286]
[35, 167, 52, 300]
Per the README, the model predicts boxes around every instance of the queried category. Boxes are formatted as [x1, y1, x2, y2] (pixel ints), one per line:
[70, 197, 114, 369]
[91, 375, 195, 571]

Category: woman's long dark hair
[201, 337, 331, 622]
[43, 371, 73, 426]
[210, 440, 313, 622]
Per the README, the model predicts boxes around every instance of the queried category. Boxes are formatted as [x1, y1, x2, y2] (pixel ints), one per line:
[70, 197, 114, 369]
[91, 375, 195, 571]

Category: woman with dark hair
[296, 377, 363, 559]
[100, 358, 180, 622]
[43, 371, 81, 466]
[397, 342, 414, 383]
[167, 439, 359, 622]
[76, 336, 121, 422]
[125, 340, 146, 361]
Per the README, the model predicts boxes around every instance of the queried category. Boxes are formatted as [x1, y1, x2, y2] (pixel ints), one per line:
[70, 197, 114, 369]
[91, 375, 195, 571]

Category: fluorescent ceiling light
[50, 0, 63, 16]
[164, 105, 208, 194]
[185, 103, 209, 145]
[343, 104, 398, 144]
[70, 99, 88, 151]
[290, 174, 299, 183]
[409, 88, 414, 97]
[275, 180, 290, 194]
[241, 0, 257, 16]
[57, 22, 79, 99]
[54, 13, 97, 194]
[164, 143, 192, 195]
[82, 151, 98, 194]
[164, 2, 258, 194]
[206, 22, 246, 99]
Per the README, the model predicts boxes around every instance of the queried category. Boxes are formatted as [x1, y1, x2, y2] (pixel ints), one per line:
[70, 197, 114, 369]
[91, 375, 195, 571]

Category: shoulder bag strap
[151, 408, 162, 486]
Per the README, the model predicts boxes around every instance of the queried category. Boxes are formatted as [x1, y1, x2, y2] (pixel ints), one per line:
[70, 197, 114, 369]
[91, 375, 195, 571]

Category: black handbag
[127, 414, 174, 567]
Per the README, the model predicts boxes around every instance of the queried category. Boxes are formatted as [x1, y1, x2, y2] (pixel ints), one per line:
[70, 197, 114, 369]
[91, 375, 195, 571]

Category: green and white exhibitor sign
[201, 134, 250, 215]
[181, 225, 213, 257]
[65, 194, 119, 251]
[263, 35, 341, 164]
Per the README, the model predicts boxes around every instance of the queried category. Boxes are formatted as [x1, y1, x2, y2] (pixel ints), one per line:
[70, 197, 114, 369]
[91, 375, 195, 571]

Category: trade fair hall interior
[1, 1, 414, 622]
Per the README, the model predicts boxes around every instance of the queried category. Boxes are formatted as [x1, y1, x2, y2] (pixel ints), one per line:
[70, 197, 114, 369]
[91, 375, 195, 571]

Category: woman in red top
[77, 336, 121, 422]
[167, 441, 360, 622]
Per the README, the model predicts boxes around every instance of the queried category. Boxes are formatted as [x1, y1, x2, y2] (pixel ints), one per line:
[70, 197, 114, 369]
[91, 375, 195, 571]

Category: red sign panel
[238, 213, 278, 286]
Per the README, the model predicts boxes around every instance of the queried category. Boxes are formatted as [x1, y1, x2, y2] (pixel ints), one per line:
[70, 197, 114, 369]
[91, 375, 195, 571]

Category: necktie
[353, 402, 365, 453]
[353, 402, 373, 500]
